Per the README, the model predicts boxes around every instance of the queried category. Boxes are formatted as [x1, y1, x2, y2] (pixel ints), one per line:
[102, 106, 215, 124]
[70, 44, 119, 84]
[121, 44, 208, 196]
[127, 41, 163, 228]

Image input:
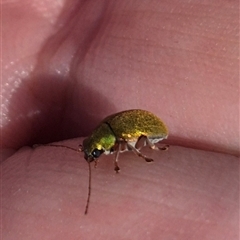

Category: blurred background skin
[2, 1, 239, 240]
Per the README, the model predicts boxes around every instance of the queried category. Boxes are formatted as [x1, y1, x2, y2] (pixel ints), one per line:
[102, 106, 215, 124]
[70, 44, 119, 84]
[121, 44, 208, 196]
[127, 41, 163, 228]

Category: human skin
[2, 0, 239, 240]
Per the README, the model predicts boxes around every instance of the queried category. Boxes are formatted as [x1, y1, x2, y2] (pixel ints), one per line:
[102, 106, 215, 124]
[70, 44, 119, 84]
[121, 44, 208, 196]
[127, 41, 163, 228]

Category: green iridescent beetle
[81, 109, 169, 173]
[39, 109, 169, 214]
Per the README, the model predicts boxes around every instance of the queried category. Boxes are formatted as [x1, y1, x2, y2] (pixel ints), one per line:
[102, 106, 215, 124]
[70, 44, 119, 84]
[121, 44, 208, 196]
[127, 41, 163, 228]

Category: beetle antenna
[33, 143, 80, 153]
[84, 161, 91, 214]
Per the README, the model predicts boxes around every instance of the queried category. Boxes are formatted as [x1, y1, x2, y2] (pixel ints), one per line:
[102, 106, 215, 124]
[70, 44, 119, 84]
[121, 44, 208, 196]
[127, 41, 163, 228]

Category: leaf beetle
[37, 109, 169, 214]
[81, 109, 169, 172]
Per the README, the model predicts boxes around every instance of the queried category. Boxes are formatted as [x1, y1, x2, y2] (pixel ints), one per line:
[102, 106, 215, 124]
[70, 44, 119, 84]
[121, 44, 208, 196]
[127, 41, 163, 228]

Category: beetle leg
[145, 137, 169, 151]
[78, 144, 83, 152]
[114, 143, 121, 173]
[158, 145, 169, 151]
[126, 142, 154, 162]
[94, 159, 99, 168]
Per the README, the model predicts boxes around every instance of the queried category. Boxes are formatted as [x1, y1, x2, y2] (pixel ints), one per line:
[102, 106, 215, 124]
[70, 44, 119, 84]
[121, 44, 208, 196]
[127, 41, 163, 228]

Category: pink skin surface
[2, 0, 239, 239]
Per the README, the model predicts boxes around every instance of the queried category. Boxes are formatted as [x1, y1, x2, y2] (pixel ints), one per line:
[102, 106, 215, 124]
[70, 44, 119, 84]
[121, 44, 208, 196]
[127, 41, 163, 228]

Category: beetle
[81, 109, 169, 173]
[38, 109, 169, 214]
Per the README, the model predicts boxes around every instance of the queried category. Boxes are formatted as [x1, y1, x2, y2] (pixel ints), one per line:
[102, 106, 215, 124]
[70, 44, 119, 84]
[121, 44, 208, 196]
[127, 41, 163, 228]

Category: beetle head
[81, 123, 116, 162]
[80, 138, 104, 162]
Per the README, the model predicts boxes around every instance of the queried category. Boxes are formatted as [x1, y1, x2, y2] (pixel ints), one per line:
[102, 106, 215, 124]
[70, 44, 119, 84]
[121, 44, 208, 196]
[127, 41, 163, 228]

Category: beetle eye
[92, 149, 104, 158]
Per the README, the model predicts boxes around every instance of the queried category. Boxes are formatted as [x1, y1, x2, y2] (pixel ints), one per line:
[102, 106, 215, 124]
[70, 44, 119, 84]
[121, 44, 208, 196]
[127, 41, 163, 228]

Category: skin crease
[2, 0, 239, 239]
